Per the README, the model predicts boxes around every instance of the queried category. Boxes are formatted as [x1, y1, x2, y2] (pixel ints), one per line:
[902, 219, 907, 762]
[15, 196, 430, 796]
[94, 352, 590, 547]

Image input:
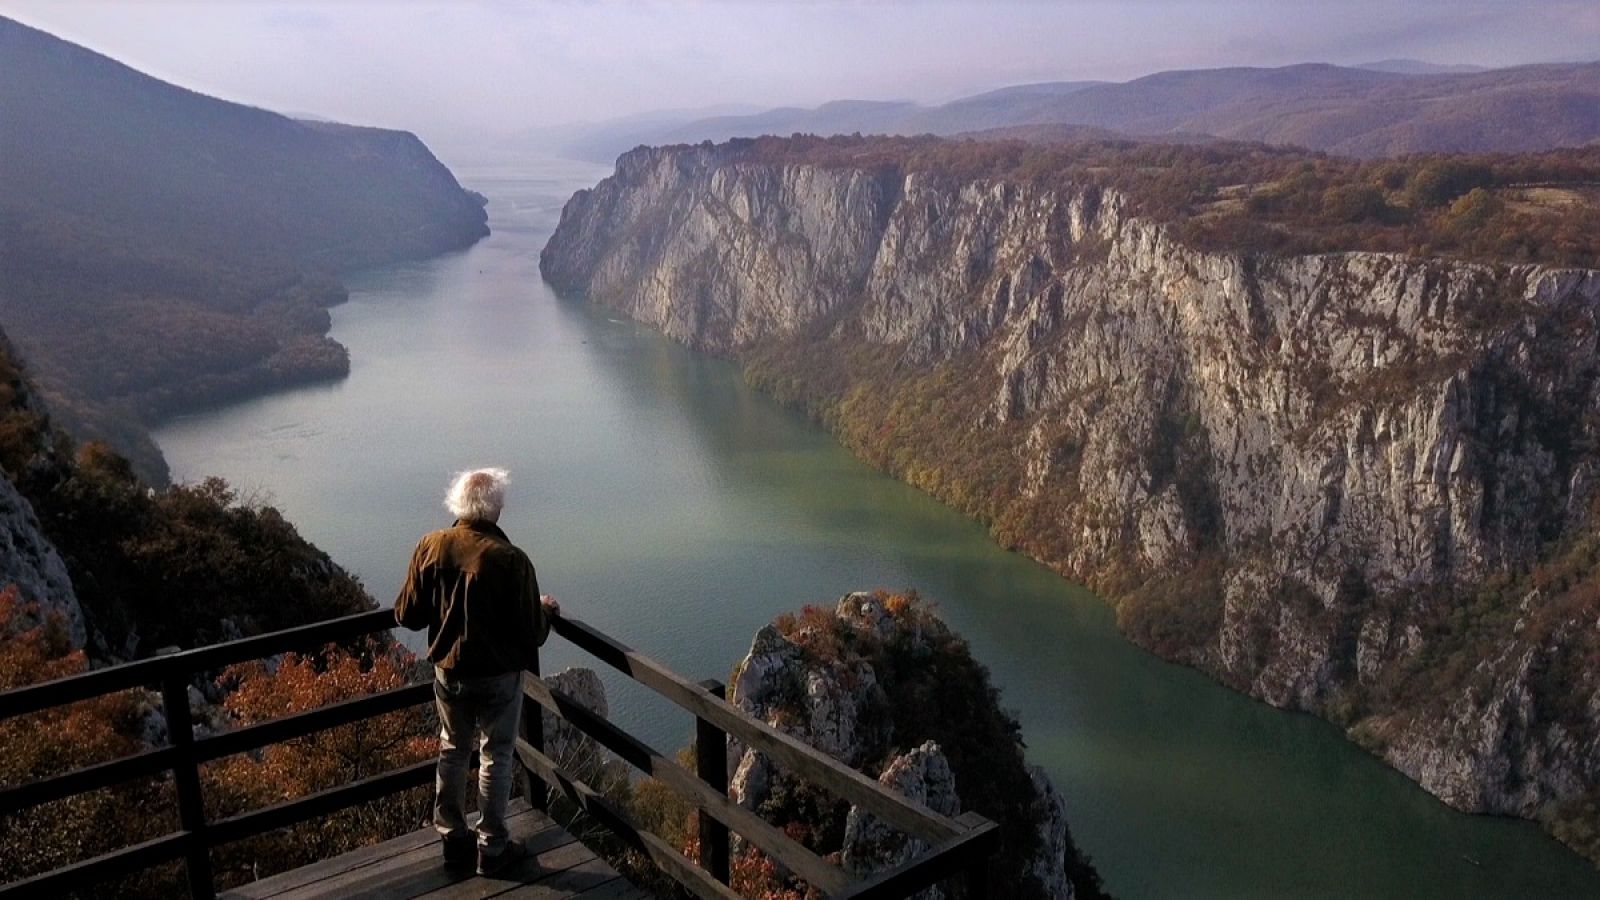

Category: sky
[4, 0, 1598, 151]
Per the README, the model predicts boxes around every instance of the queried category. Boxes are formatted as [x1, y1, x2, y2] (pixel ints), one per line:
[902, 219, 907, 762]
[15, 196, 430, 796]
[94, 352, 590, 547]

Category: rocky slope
[542, 142, 1600, 859]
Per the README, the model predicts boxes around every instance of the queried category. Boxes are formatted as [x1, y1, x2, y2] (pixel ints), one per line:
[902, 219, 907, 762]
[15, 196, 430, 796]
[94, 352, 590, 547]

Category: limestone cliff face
[541, 144, 1600, 846]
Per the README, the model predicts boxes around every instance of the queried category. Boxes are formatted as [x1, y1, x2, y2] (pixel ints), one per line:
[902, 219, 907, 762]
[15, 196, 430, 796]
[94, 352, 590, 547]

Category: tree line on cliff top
[713, 133, 1600, 268]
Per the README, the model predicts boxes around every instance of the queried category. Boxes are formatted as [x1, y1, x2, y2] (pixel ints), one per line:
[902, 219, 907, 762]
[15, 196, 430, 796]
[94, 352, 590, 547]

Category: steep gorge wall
[542, 145, 1600, 854]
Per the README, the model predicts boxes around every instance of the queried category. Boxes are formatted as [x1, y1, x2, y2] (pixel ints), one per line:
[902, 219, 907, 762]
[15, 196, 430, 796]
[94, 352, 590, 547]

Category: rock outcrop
[841, 741, 962, 900]
[727, 592, 1094, 899]
[541, 666, 610, 784]
[541, 141, 1600, 856]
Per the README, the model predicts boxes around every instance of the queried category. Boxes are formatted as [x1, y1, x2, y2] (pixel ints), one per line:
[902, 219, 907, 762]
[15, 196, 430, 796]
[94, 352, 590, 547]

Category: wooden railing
[0, 609, 997, 899]
[529, 615, 998, 899]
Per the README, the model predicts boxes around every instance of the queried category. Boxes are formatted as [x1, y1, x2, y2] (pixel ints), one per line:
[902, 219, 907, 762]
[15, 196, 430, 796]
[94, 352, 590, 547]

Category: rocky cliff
[726, 592, 1104, 899]
[542, 142, 1600, 859]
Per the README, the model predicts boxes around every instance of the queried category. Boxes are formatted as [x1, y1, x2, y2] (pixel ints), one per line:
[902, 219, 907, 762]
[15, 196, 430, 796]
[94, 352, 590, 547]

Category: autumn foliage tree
[202, 642, 436, 887]
[0, 587, 437, 896]
[0, 587, 174, 896]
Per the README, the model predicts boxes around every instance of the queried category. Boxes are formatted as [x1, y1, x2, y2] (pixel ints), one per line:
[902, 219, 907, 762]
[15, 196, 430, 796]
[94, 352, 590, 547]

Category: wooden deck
[221, 803, 648, 900]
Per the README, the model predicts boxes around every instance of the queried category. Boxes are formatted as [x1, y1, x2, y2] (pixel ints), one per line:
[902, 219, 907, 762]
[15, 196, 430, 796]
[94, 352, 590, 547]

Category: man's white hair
[445, 468, 510, 522]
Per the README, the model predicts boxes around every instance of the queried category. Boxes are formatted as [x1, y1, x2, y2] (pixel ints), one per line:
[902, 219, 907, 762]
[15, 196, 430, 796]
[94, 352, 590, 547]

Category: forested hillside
[0, 17, 488, 481]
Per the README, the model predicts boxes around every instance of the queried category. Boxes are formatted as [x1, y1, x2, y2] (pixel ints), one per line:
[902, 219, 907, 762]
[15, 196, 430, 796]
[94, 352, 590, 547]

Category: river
[152, 160, 1600, 899]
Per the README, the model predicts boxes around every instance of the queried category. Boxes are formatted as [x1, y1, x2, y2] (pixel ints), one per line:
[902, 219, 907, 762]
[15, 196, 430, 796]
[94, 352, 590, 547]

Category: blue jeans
[433, 667, 522, 854]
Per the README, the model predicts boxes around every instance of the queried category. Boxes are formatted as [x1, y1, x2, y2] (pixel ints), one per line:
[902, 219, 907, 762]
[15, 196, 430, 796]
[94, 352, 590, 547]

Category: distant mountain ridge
[0, 16, 489, 481]
[1356, 58, 1490, 75]
[557, 61, 1600, 160]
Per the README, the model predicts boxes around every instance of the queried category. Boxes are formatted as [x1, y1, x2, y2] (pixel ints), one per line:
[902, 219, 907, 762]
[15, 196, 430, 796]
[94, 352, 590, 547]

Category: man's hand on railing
[540, 594, 561, 618]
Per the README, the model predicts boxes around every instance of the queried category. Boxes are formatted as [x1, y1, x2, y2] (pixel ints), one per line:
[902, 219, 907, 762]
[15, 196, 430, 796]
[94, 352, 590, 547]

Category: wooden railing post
[521, 645, 547, 812]
[965, 857, 989, 899]
[160, 675, 215, 900]
[695, 679, 730, 885]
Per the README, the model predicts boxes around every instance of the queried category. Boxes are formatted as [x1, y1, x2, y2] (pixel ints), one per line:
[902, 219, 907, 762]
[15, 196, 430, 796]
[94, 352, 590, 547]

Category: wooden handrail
[0, 606, 998, 899]
[0, 745, 181, 813]
[834, 813, 998, 900]
[0, 608, 395, 721]
[0, 607, 409, 900]
[521, 673, 851, 895]
[192, 682, 432, 763]
[550, 614, 965, 843]
[538, 613, 995, 899]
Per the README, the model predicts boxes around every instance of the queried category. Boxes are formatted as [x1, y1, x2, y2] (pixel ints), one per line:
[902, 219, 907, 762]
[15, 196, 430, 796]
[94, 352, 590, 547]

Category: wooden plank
[488, 855, 622, 899]
[0, 831, 191, 899]
[207, 760, 433, 847]
[0, 656, 176, 721]
[226, 797, 552, 898]
[694, 679, 730, 886]
[414, 838, 600, 899]
[232, 799, 549, 896]
[264, 811, 572, 900]
[515, 740, 740, 900]
[163, 675, 217, 899]
[520, 645, 546, 813]
[0, 744, 179, 813]
[832, 813, 999, 900]
[195, 683, 431, 762]
[177, 609, 397, 677]
[550, 615, 961, 844]
[522, 675, 848, 895]
[0, 609, 395, 721]
[220, 811, 464, 899]
[569, 879, 650, 900]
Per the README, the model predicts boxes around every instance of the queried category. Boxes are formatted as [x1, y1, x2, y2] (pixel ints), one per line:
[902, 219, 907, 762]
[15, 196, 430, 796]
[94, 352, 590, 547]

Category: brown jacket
[394, 519, 549, 677]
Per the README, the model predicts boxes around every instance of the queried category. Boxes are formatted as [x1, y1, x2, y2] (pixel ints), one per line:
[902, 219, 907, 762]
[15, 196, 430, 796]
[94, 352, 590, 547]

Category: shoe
[476, 839, 529, 877]
[442, 832, 475, 870]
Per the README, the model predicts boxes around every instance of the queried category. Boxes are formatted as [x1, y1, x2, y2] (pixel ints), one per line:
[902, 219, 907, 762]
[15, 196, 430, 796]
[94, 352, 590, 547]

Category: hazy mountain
[1356, 58, 1490, 75]
[656, 99, 924, 145]
[0, 16, 489, 480]
[562, 62, 1600, 160]
[1029, 62, 1600, 156]
[894, 81, 1103, 133]
[489, 103, 763, 165]
[562, 87, 1098, 160]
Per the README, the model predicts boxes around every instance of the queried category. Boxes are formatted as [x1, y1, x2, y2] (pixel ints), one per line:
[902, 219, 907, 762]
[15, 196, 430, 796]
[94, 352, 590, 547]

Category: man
[395, 467, 559, 877]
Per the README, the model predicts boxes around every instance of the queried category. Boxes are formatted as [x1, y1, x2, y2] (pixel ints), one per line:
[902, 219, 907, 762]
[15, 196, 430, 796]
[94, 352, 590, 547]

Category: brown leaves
[201, 641, 434, 887]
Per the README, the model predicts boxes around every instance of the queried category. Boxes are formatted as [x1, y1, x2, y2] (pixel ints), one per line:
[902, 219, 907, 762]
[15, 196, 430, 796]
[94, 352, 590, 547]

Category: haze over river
[154, 160, 1600, 899]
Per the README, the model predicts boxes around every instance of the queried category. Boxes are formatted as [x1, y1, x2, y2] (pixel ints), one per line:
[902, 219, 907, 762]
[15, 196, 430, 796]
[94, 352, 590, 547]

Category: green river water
[152, 161, 1600, 899]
